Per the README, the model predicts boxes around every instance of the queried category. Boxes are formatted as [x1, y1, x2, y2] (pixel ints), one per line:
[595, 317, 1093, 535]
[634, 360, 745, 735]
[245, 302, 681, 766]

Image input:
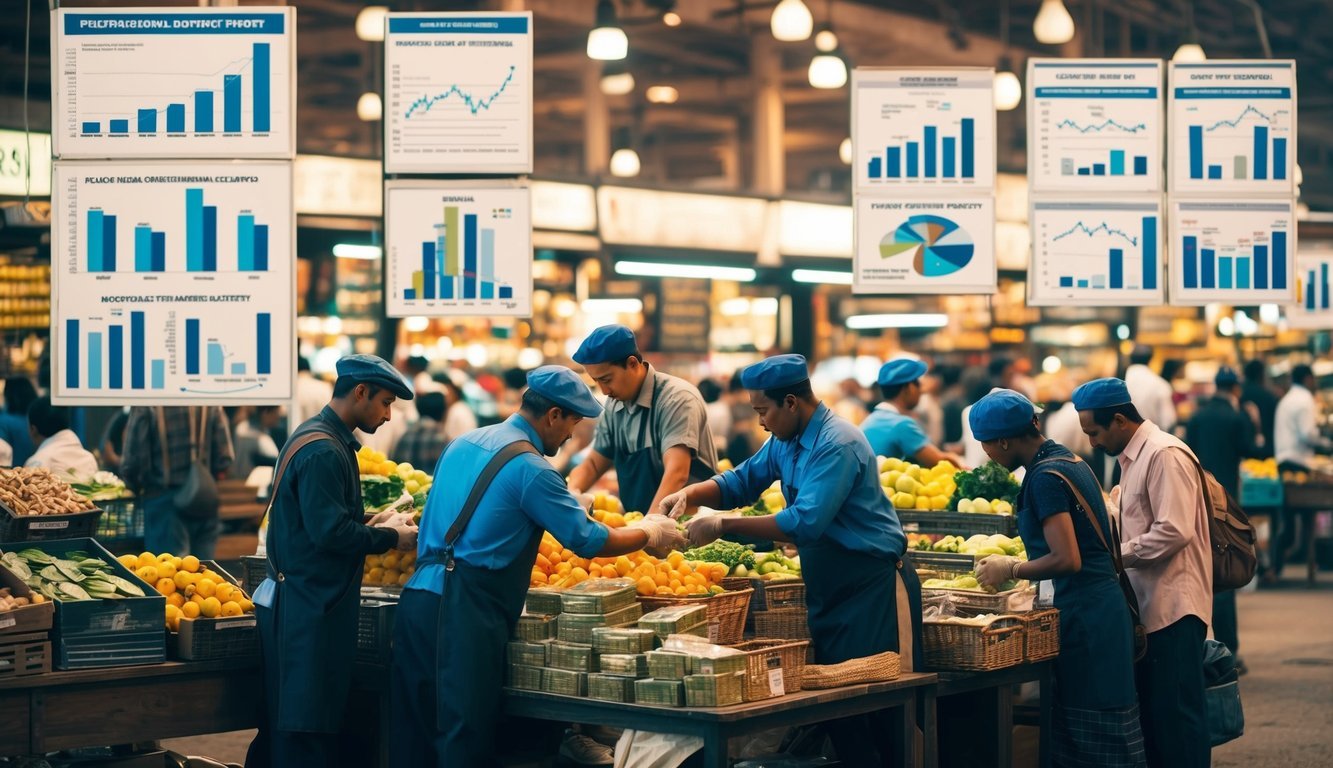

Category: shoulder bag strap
[444, 440, 539, 551]
[263, 431, 338, 573]
[1033, 456, 1127, 576]
[156, 407, 171, 487]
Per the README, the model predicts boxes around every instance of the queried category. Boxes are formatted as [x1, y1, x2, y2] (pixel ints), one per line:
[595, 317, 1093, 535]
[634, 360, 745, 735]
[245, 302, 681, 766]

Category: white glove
[376, 514, 418, 551]
[658, 490, 689, 519]
[975, 555, 1021, 590]
[684, 515, 725, 549]
[629, 515, 686, 555]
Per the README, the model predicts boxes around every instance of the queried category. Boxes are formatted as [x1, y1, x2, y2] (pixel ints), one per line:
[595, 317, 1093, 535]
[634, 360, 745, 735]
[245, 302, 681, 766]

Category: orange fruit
[137, 552, 157, 569]
[173, 571, 192, 591]
[157, 552, 176, 564]
[674, 586, 690, 596]
[195, 578, 217, 598]
[136, 565, 159, 583]
[397, 572, 411, 587]
[200, 596, 222, 618]
[636, 577, 656, 596]
[167, 592, 185, 609]
[156, 578, 177, 596]
[655, 586, 674, 596]
[215, 583, 235, 603]
[181, 601, 201, 619]
[156, 562, 177, 580]
[220, 601, 243, 617]
[600, 565, 618, 579]
[180, 556, 201, 573]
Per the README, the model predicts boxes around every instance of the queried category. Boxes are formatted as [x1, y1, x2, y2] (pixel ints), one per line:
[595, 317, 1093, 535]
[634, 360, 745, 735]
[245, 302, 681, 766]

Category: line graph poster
[1169, 199, 1295, 306]
[852, 68, 996, 192]
[51, 161, 294, 405]
[853, 196, 995, 294]
[1028, 199, 1164, 306]
[52, 7, 295, 159]
[384, 13, 533, 174]
[385, 180, 532, 317]
[1027, 60, 1162, 193]
[1169, 61, 1296, 195]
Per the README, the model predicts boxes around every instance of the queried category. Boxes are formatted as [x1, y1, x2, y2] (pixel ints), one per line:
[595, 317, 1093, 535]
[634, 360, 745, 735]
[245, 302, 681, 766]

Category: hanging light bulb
[587, 0, 628, 61]
[994, 56, 1022, 111]
[355, 6, 389, 42]
[662, 11, 681, 27]
[600, 62, 635, 96]
[356, 92, 382, 122]
[808, 51, 847, 89]
[814, 26, 838, 53]
[610, 148, 641, 177]
[838, 137, 852, 165]
[1033, 0, 1075, 45]
[771, 0, 813, 42]
[646, 85, 679, 104]
[1172, 42, 1207, 62]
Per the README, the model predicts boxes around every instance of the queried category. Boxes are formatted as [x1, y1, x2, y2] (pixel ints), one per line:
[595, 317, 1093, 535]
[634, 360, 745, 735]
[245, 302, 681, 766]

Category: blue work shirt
[860, 403, 929, 460]
[714, 403, 907, 560]
[408, 414, 610, 593]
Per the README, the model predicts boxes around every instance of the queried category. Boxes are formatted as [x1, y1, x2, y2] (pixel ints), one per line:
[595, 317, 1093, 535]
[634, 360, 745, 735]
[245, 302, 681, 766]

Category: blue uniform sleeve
[295, 444, 397, 557]
[713, 437, 779, 508]
[897, 419, 930, 457]
[773, 441, 859, 542]
[521, 460, 610, 557]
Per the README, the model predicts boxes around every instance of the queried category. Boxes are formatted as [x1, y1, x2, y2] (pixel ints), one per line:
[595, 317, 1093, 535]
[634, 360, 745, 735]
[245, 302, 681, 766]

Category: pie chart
[879, 214, 974, 277]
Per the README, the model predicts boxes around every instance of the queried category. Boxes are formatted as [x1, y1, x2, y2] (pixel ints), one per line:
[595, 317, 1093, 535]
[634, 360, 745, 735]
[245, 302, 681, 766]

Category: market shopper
[1074, 378, 1212, 768]
[1273, 364, 1332, 578]
[24, 395, 98, 478]
[1124, 345, 1178, 432]
[245, 354, 419, 768]
[861, 358, 967, 467]
[390, 365, 685, 766]
[660, 354, 922, 767]
[969, 390, 1147, 767]
[566, 324, 718, 515]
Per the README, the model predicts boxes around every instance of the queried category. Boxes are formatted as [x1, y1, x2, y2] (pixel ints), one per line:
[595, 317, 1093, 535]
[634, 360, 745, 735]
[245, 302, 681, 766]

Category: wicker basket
[752, 605, 810, 640]
[922, 615, 1025, 671]
[1016, 608, 1060, 662]
[921, 586, 1032, 614]
[637, 588, 752, 645]
[801, 651, 901, 689]
[721, 578, 805, 611]
[728, 638, 809, 701]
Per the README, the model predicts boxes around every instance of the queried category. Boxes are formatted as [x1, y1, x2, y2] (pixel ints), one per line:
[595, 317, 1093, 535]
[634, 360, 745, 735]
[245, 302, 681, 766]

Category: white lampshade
[838, 137, 852, 165]
[610, 148, 641, 177]
[587, 26, 628, 61]
[994, 70, 1022, 111]
[600, 71, 635, 96]
[1033, 0, 1075, 45]
[1172, 42, 1207, 62]
[771, 0, 813, 42]
[356, 92, 382, 122]
[355, 6, 389, 42]
[808, 53, 847, 89]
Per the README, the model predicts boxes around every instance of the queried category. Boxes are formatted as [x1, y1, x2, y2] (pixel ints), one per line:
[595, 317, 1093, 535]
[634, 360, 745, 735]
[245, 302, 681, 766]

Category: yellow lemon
[156, 562, 176, 580]
[220, 601, 243, 617]
[137, 552, 158, 569]
[173, 571, 193, 591]
[200, 597, 222, 618]
[180, 556, 201, 573]
[181, 601, 201, 619]
[117, 554, 139, 570]
[156, 578, 177, 596]
[136, 565, 159, 583]
[167, 593, 185, 609]
[195, 578, 217, 598]
[214, 583, 235, 603]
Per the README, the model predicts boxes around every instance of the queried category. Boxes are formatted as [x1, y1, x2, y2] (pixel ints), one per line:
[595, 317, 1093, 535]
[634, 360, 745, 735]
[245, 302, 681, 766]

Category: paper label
[216, 617, 257, 630]
[0, 617, 15, 629]
[767, 668, 785, 696]
[29, 520, 70, 530]
[708, 622, 720, 643]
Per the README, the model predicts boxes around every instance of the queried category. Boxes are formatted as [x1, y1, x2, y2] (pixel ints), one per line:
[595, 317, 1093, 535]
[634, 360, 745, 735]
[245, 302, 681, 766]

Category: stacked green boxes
[684, 672, 744, 707]
[587, 672, 637, 702]
[638, 604, 709, 641]
[591, 626, 657, 654]
[635, 678, 685, 706]
[646, 650, 691, 679]
[598, 653, 649, 678]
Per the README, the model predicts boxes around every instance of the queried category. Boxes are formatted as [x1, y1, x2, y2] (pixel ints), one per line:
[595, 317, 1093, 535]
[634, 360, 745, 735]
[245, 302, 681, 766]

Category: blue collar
[506, 413, 547, 451]
[796, 402, 830, 450]
[317, 405, 360, 450]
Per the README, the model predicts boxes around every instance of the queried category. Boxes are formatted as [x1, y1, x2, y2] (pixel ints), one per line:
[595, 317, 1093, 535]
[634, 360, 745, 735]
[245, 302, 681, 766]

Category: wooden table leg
[921, 686, 938, 768]
[702, 724, 729, 768]
[1038, 665, 1054, 768]
[994, 684, 1013, 768]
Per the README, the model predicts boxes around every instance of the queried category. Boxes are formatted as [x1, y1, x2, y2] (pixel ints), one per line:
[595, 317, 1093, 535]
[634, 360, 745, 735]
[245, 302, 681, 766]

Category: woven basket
[1016, 608, 1060, 662]
[921, 586, 1031, 614]
[721, 577, 805, 611]
[728, 638, 809, 701]
[752, 605, 810, 640]
[922, 615, 1025, 671]
[801, 650, 901, 689]
[637, 588, 752, 645]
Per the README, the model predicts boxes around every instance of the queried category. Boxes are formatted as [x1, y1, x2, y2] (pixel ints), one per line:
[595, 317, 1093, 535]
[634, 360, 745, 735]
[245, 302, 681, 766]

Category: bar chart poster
[384, 13, 533, 174]
[853, 196, 996, 295]
[1169, 200, 1296, 306]
[385, 181, 532, 317]
[1169, 61, 1296, 195]
[52, 8, 295, 159]
[1028, 199, 1164, 307]
[1288, 251, 1333, 330]
[51, 161, 293, 405]
[1027, 60, 1162, 193]
[852, 68, 995, 192]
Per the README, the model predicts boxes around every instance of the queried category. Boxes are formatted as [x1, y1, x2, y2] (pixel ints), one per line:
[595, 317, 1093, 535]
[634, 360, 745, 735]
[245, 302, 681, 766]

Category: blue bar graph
[166, 104, 185, 133]
[1189, 126, 1204, 179]
[257, 313, 271, 375]
[1110, 249, 1124, 289]
[137, 109, 156, 133]
[109, 120, 129, 134]
[66, 320, 80, 389]
[253, 43, 271, 132]
[1183, 235, 1198, 289]
[151, 360, 165, 390]
[82, 122, 100, 134]
[887, 147, 901, 178]
[131, 312, 145, 390]
[186, 318, 200, 376]
[63, 310, 168, 393]
[108, 325, 123, 390]
[405, 203, 518, 306]
[923, 126, 937, 178]
[194, 91, 214, 133]
[1142, 216, 1157, 290]
[867, 120, 974, 181]
[207, 343, 224, 376]
[88, 333, 103, 389]
[224, 75, 242, 132]
[463, 214, 478, 300]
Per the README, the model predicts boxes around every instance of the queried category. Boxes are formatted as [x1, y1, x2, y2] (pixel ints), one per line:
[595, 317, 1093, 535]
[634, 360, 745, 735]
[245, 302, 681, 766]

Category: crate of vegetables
[0, 554, 53, 637]
[0, 468, 103, 542]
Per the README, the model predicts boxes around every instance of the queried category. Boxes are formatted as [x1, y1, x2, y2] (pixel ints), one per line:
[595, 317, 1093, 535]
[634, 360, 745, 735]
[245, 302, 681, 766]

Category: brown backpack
[1171, 449, 1259, 592]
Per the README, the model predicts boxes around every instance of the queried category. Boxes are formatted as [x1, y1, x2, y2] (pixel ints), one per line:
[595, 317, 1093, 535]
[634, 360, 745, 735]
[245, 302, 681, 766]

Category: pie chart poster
[853, 196, 997, 294]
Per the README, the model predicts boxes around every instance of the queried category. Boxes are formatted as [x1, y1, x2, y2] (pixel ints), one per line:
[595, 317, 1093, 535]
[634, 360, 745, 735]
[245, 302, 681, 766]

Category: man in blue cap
[567, 324, 718, 516]
[1074, 377, 1212, 768]
[248, 353, 420, 767]
[1186, 366, 1263, 674]
[391, 365, 685, 766]
[660, 354, 921, 766]
[861, 357, 967, 467]
[968, 390, 1147, 767]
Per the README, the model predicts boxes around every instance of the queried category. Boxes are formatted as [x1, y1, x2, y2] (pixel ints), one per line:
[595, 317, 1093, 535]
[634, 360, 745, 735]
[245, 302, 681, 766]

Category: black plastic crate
[93, 498, 143, 548]
[168, 560, 258, 661]
[56, 629, 165, 669]
[240, 555, 268, 596]
[357, 599, 396, 665]
[0, 505, 103, 543]
[897, 510, 1017, 538]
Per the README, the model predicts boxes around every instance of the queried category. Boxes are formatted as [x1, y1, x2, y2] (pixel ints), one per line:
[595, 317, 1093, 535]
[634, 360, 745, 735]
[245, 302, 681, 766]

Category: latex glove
[975, 555, 1021, 590]
[629, 515, 686, 556]
[377, 515, 418, 551]
[658, 490, 689, 520]
[684, 514, 724, 549]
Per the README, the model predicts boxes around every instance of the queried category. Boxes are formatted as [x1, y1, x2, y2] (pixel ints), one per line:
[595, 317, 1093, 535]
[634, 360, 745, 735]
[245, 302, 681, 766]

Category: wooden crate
[0, 633, 50, 678]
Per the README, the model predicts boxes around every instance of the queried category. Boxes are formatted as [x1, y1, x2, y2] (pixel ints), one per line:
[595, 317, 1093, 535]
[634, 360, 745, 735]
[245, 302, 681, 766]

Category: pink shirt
[1115, 420, 1213, 633]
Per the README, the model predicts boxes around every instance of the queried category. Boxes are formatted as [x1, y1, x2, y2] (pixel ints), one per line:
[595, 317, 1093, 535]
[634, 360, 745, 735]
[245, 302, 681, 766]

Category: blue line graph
[403, 66, 517, 119]
[1205, 104, 1286, 132]
[1052, 220, 1139, 247]
[1055, 118, 1148, 134]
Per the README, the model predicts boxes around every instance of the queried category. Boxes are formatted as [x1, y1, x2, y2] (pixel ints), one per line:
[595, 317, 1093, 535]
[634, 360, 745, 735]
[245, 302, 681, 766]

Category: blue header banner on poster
[387, 17, 529, 35]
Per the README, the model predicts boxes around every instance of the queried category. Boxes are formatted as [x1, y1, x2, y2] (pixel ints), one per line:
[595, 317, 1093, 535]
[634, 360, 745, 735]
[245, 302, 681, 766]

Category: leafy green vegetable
[361, 475, 405, 509]
[681, 540, 755, 571]
[947, 460, 1022, 509]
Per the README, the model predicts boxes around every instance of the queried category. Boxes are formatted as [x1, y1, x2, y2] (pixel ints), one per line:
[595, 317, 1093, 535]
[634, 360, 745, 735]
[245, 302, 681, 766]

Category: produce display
[748, 550, 801, 580]
[1241, 458, 1278, 479]
[877, 457, 959, 511]
[589, 492, 644, 528]
[356, 446, 432, 511]
[947, 461, 1021, 513]
[920, 573, 1022, 593]
[117, 552, 256, 630]
[680, 540, 754, 575]
[0, 586, 40, 610]
[67, 471, 131, 502]
[532, 533, 728, 596]
[363, 549, 418, 588]
[3, 548, 142, 601]
[0, 467, 99, 516]
[739, 482, 786, 516]
[927, 533, 1026, 557]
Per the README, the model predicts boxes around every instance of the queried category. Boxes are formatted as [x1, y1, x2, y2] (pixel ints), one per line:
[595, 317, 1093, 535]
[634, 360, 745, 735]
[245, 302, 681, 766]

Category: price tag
[767, 668, 785, 697]
[217, 617, 257, 630]
[29, 520, 70, 530]
[707, 622, 720, 643]
[0, 617, 16, 630]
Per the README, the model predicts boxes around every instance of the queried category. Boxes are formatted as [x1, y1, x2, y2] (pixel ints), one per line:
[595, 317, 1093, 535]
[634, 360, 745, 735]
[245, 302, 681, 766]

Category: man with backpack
[1075, 378, 1212, 768]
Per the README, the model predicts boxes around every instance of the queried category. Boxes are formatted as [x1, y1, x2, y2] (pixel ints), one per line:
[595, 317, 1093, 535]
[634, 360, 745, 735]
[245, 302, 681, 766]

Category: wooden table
[1283, 480, 1333, 586]
[0, 659, 262, 756]
[505, 672, 938, 768]
[922, 661, 1054, 768]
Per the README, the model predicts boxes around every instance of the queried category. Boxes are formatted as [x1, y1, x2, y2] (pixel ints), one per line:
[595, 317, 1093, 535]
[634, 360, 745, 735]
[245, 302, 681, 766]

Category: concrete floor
[159, 569, 1333, 767]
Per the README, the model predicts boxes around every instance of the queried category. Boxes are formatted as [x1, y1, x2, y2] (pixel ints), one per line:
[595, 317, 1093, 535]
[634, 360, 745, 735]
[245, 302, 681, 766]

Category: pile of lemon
[1241, 458, 1279, 480]
[117, 552, 255, 631]
[878, 456, 959, 511]
[362, 549, 418, 588]
[588, 492, 643, 529]
[530, 532, 727, 597]
[356, 446, 432, 495]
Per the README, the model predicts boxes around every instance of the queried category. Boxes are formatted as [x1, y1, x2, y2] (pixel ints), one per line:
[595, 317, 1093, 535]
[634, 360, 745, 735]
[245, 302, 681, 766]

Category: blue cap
[1072, 377, 1132, 411]
[572, 325, 638, 365]
[969, 389, 1040, 441]
[335, 354, 414, 400]
[878, 358, 928, 388]
[1215, 366, 1240, 387]
[740, 354, 810, 391]
[526, 366, 603, 418]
